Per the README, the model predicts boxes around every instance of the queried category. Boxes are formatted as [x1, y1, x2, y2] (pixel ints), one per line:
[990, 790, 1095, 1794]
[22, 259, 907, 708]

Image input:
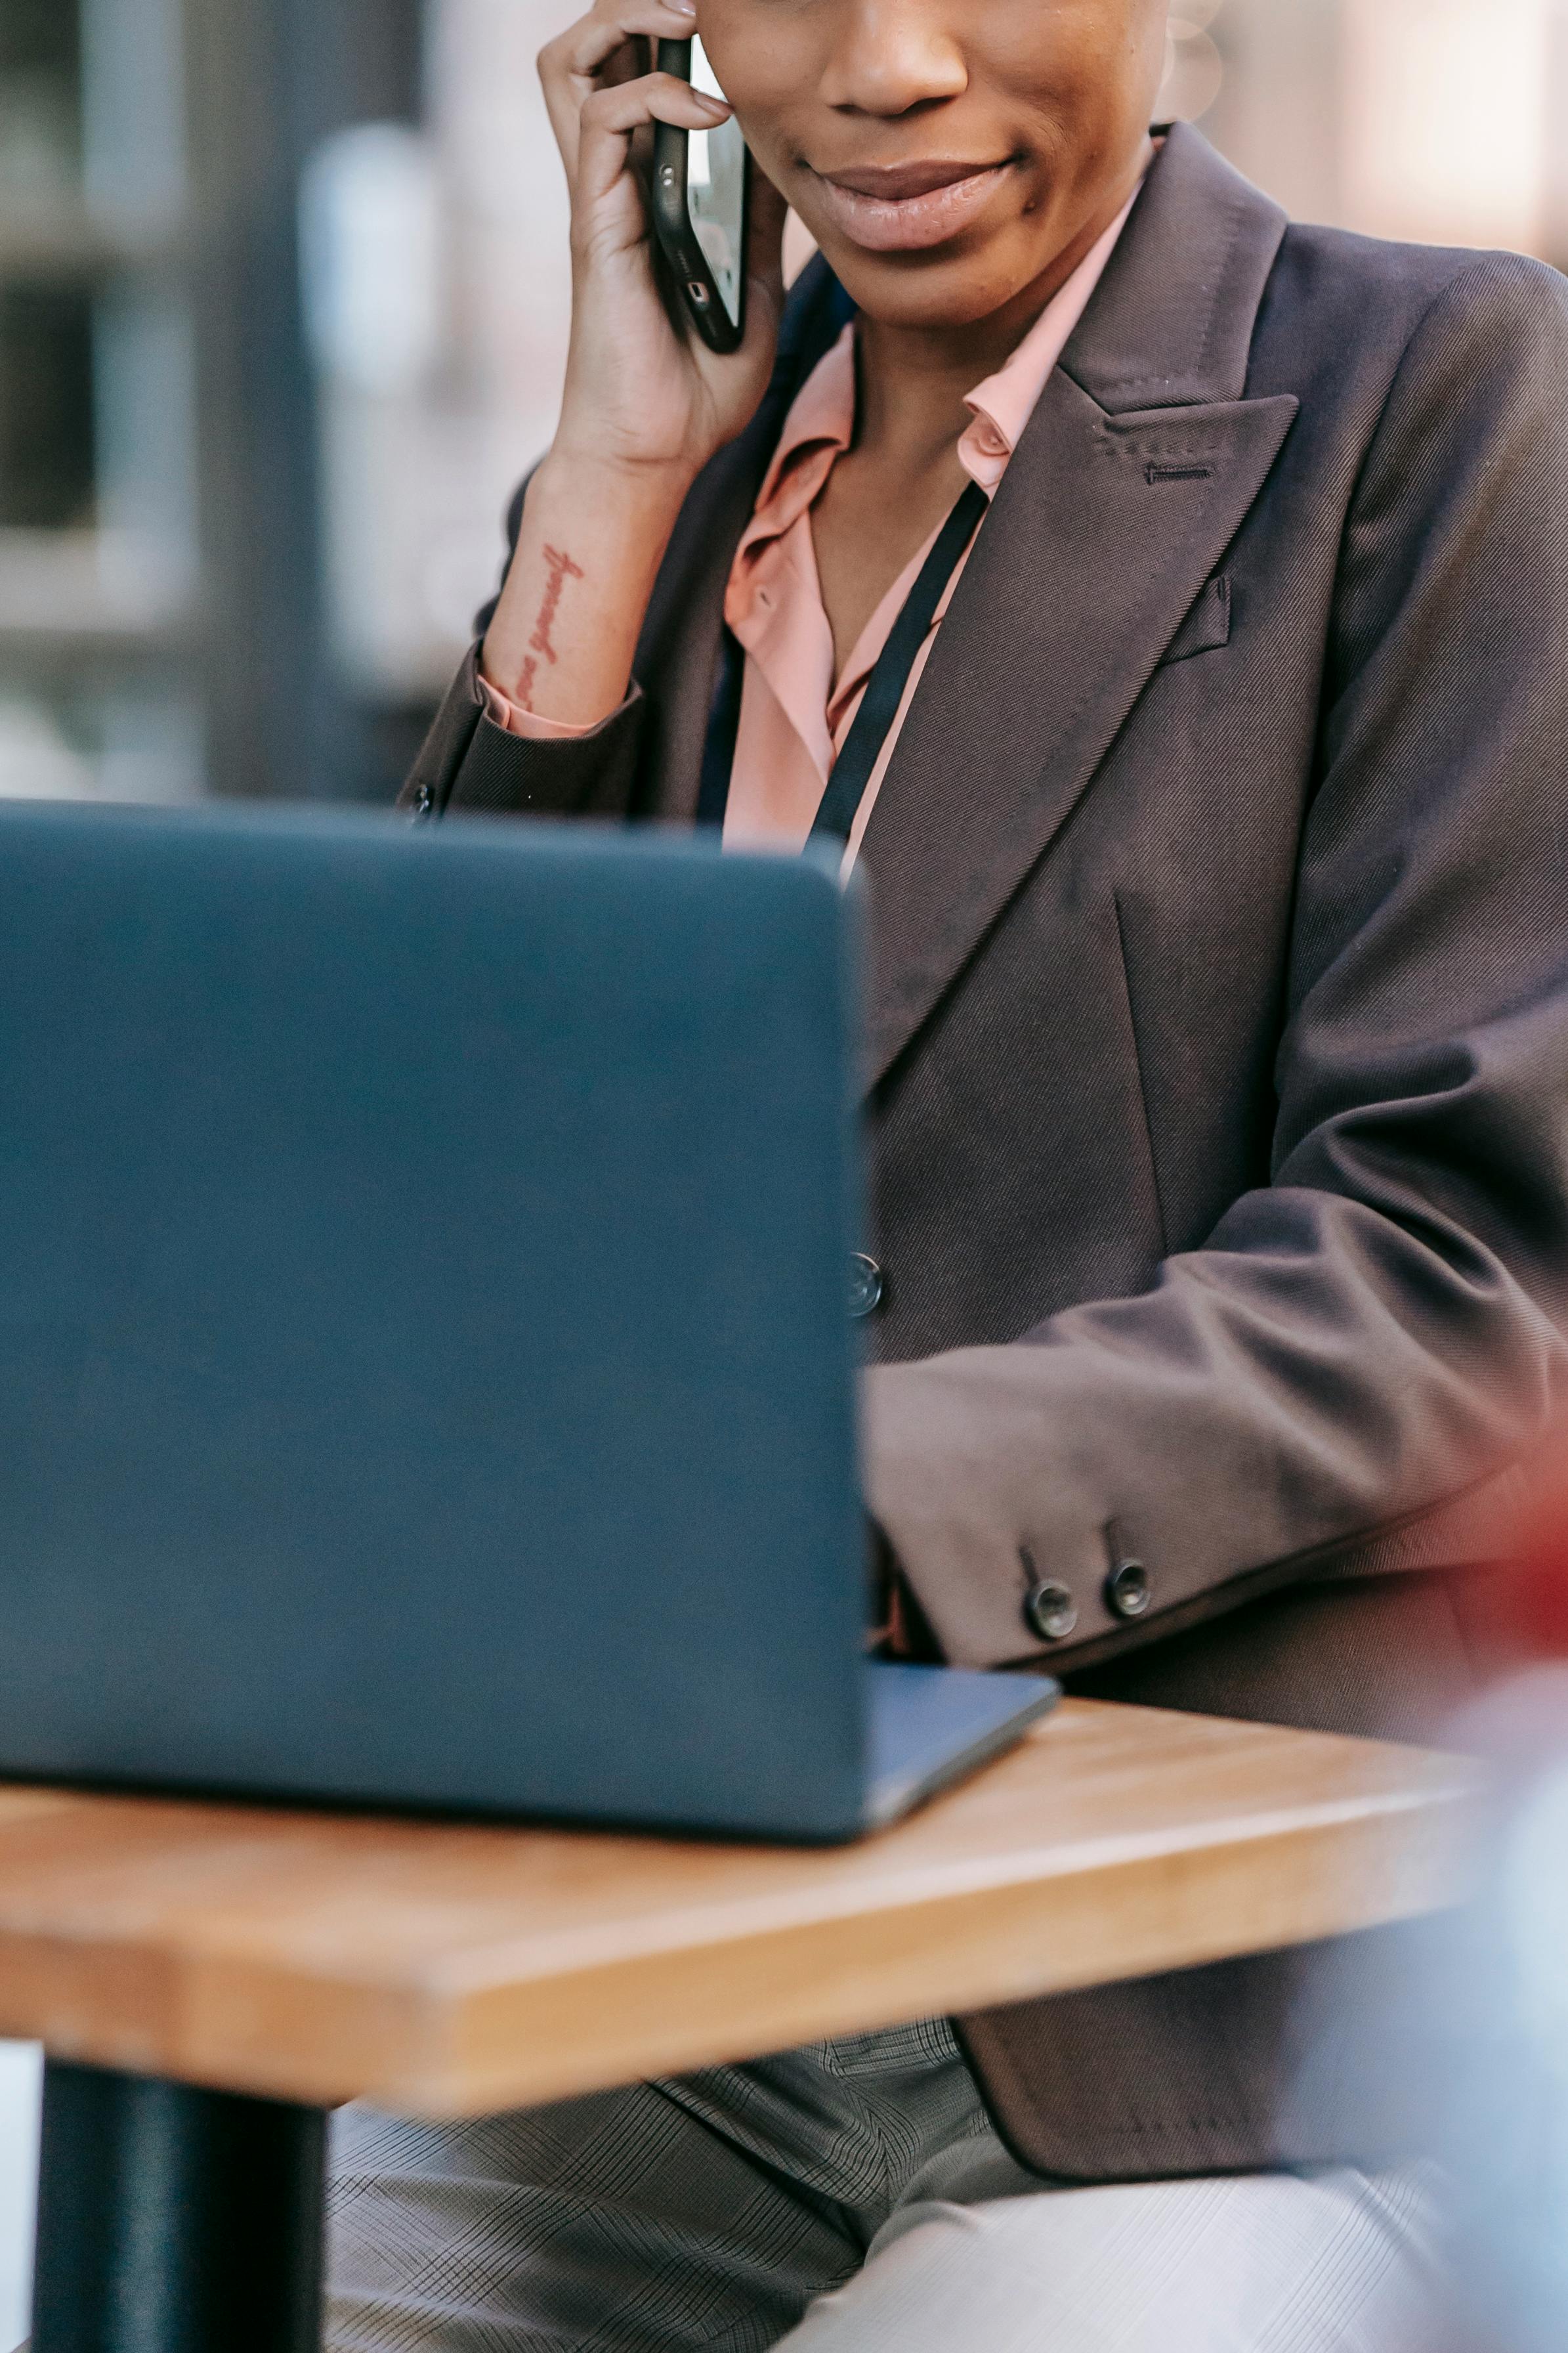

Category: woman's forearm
[477, 0, 784, 729]
[480, 452, 694, 728]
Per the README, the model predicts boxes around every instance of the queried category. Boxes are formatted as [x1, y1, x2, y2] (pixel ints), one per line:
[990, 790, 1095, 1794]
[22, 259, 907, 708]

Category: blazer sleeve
[397, 479, 648, 823]
[863, 254, 1568, 1672]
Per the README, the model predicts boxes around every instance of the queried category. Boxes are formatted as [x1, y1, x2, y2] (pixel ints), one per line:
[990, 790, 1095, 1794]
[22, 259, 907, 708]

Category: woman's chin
[818, 237, 1042, 332]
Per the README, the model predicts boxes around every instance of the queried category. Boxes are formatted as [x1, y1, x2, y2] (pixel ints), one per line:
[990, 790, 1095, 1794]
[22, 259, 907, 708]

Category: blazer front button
[848, 1255, 884, 1318]
[1024, 1581, 1078, 1643]
[1105, 1559, 1153, 1621]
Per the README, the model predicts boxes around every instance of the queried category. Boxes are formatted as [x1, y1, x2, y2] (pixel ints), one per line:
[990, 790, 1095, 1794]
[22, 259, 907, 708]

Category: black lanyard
[697, 477, 989, 843]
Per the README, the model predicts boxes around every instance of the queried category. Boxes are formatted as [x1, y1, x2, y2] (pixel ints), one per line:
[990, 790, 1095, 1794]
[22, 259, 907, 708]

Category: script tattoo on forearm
[513, 544, 585, 710]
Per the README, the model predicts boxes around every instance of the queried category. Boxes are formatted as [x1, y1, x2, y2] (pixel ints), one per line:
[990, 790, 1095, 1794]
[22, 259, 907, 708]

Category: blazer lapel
[636, 263, 853, 821]
[859, 127, 1298, 1089]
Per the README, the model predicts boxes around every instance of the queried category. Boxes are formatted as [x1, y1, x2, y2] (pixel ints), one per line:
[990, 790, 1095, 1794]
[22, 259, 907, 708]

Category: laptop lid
[0, 804, 871, 1838]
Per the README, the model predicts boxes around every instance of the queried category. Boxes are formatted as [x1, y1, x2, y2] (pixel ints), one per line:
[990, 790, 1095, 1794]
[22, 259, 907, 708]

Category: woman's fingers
[574, 74, 732, 217]
[542, 0, 696, 85]
[540, 1, 704, 188]
[532, 0, 783, 476]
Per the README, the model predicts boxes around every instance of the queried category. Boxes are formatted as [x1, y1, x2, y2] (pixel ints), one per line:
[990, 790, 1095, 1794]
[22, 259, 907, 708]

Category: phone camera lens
[687, 281, 710, 307]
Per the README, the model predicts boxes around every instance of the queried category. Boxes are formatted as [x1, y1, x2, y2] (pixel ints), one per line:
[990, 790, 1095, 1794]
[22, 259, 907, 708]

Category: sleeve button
[1023, 1581, 1078, 1643]
[1105, 1559, 1153, 1621]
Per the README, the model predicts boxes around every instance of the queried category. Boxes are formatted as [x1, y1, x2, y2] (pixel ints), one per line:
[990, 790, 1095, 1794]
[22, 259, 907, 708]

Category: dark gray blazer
[406, 125, 1568, 2180]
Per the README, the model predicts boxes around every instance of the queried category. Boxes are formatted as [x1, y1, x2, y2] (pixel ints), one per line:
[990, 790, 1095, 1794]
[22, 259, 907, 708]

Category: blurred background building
[3, 0, 1567, 819]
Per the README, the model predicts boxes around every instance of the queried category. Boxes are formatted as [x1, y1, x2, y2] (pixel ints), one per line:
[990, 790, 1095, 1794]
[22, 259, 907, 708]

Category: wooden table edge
[0, 1703, 1487, 2116]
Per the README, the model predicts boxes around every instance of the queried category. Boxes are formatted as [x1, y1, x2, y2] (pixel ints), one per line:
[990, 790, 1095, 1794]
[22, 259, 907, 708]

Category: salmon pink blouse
[482, 188, 1141, 869]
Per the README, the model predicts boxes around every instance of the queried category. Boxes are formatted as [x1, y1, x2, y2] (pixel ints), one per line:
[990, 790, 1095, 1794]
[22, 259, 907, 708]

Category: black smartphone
[652, 37, 750, 354]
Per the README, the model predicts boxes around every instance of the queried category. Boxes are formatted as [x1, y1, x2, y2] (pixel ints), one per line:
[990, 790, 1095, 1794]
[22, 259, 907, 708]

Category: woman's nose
[818, 0, 967, 117]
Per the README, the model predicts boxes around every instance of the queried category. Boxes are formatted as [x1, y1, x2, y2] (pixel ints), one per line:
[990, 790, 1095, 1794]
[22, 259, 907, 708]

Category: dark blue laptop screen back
[0, 805, 869, 1837]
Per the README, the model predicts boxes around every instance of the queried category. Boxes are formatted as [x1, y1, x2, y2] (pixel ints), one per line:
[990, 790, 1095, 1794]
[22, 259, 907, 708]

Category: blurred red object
[1500, 1440, 1568, 1659]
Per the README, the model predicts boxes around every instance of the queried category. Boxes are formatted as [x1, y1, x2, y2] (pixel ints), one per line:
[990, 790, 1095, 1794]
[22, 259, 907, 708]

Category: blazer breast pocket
[1158, 574, 1231, 666]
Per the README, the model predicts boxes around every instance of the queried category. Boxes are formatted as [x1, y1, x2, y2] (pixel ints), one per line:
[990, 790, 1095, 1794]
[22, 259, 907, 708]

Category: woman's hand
[481, 0, 787, 729]
[541, 0, 787, 483]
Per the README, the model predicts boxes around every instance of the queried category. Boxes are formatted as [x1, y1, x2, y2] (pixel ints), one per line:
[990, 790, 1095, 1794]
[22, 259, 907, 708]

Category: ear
[601, 31, 652, 91]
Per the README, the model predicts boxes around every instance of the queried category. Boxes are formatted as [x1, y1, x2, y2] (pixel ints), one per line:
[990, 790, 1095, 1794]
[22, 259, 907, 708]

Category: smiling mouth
[810, 159, 1015, 253]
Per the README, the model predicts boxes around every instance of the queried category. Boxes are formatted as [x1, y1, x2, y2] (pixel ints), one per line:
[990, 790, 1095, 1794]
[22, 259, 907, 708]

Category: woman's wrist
[536, 441, 698, 514]
[481, 449, 691, 729]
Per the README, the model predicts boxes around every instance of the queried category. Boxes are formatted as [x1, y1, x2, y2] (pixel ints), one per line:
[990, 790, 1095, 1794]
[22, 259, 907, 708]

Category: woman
[331, 1, 1568, 2346]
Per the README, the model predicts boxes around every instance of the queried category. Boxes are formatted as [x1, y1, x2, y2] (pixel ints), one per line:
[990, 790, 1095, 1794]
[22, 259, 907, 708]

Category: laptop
[0, 801, 1055, 1841]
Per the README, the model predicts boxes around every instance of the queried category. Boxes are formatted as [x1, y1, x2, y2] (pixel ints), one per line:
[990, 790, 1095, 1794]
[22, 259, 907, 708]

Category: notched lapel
[858, 125, 1298, 1090]
[860, 376, 1297, 1088]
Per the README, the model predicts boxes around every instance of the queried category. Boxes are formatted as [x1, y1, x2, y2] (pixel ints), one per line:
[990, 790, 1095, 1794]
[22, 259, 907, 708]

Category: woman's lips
[811, 162, 1012, 254]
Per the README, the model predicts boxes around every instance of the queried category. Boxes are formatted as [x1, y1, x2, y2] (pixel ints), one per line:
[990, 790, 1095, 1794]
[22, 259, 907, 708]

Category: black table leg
[29, 2060, 326, 2353]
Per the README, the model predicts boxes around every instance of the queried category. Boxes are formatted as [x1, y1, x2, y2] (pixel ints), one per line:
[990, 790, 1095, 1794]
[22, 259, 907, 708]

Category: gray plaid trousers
[325, 2019, 1444, 2352]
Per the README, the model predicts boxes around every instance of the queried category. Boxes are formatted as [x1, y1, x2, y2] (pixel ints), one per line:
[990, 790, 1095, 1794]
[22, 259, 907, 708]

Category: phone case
[651, 38, 749, 355]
